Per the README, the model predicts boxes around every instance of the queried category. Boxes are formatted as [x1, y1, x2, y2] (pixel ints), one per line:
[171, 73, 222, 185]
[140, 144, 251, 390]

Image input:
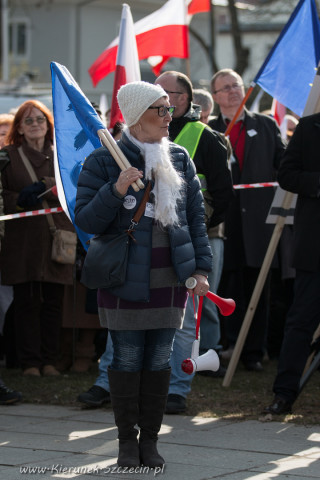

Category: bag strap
[18, 146, 56, 234]
[18, 146, 38, 183]
[127, 181, 152, 238]
[132, 181, 152, 223]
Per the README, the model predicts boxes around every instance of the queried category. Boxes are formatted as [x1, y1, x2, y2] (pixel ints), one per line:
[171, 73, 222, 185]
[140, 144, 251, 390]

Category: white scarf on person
[125, 129, 183, 227]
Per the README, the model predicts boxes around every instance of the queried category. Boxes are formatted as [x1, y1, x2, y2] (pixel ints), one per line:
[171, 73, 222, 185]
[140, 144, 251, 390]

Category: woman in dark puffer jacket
[75, 82, 212, 469]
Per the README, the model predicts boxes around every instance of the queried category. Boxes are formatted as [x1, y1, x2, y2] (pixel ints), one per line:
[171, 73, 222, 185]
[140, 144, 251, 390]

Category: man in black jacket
[209, 69, 285, 372]
[155, 71, 233, 413]
[264, 113, 320, 414]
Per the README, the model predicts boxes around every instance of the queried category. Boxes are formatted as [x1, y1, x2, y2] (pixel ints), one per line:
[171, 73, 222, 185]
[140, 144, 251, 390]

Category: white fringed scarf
[125, 129, 183, 227]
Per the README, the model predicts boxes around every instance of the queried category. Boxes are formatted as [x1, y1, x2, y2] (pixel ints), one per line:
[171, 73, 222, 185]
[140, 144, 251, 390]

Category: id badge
[145, 202, 155, 218]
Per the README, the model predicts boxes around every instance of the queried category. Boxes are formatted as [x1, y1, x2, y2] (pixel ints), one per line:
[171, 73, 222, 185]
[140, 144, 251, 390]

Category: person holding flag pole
[74, 80, 212, 469]
[76, 2, 142, 408]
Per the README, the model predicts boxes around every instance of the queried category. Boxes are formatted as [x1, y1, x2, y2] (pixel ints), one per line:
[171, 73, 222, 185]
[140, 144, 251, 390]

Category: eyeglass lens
[148, 106, 175, 117]
[215, 83, 243, 94]
[24, 116, 46, 125]
[158, 106, 175, 117]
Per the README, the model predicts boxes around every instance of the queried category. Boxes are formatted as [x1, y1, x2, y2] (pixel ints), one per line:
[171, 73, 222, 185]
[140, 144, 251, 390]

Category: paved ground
[0, 403, 320, 479]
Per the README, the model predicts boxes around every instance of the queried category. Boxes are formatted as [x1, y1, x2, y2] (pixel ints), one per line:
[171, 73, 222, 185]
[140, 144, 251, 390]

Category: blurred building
[0, 0, 300, 107]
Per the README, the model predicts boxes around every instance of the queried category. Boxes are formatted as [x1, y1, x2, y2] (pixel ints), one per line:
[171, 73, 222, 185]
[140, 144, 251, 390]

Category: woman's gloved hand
[17, 181, 46, 208]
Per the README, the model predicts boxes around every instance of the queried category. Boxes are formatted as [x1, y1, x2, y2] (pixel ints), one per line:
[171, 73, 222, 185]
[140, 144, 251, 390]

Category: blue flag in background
[51, 62, 106, 249]
[254, 0, 320, 116]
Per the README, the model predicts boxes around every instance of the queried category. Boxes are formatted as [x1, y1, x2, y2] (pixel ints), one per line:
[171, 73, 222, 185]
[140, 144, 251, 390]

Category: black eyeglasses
[24, 116, 46, 125]
[148, 105, 175, 117]
[213, 83, 243, 94]
[164, 90, 184, 95]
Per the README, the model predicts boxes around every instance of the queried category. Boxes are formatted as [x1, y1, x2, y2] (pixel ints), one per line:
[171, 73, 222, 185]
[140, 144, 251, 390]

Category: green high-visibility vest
[174, 121, 207, 191]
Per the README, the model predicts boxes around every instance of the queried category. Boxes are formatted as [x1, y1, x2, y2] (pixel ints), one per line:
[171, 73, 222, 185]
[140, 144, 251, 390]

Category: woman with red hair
[0, 100, 75, 377]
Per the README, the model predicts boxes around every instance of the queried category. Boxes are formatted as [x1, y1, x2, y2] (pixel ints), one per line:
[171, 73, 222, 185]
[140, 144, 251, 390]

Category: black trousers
[219, 266, 271, 363]
[273, 269, 320, 403]
[13, 281, 64, 370]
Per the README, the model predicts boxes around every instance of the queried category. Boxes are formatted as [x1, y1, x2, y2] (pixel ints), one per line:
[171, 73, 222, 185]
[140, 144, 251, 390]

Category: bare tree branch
[228, 0, 250, 75]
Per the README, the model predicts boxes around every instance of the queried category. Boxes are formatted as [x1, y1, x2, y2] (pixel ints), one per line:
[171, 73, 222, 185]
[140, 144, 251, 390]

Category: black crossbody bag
[81, 182, 151, 289]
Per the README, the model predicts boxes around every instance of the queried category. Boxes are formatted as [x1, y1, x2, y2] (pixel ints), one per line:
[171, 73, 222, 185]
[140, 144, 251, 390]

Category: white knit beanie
[117, 81, 168, 127]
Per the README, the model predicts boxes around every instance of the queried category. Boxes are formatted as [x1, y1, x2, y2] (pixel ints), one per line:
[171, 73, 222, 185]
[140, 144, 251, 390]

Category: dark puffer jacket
[75, 133, 212, 302]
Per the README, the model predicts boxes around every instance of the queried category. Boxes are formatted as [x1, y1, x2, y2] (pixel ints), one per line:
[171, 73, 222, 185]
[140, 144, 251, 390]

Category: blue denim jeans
[168, 296, 197, 398]
[95, 332, 113, 391]
[109, 328, 176, 372]
[168, 238, 224, 398]
[200, 237, 224, 354]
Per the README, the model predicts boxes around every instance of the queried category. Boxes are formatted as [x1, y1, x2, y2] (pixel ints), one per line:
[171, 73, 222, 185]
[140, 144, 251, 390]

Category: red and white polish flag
[109, 4, 141, 130]
[149, 0, 211, 75]
[89, 0, 189, 87]
[271, 98, 286, 126]
[187, 0, 211, 15]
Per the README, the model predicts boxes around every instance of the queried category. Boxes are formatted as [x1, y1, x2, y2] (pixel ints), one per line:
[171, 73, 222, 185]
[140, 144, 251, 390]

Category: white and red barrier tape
[0, 207, 63, 222]
[0, 182, 280, 222]
[233, 181, 279, 190]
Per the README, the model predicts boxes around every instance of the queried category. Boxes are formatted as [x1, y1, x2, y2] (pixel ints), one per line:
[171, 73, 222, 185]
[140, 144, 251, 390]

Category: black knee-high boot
[108, 368, 141, 468]
[138, 368, 171, 467]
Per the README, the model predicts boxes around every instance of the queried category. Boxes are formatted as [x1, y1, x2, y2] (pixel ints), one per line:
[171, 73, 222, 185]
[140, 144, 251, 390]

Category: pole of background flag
[99, 93, 108, 126]
[184, 2, 191, 81]
[209, 0, 215, 75]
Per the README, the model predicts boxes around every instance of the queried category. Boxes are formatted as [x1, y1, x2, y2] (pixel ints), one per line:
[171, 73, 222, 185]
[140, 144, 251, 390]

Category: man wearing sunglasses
[155, 71, 233, 414]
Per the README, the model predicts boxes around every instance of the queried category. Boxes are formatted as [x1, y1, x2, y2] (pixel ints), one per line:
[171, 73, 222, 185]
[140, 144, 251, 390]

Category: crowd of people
[0, 68, 318, 468]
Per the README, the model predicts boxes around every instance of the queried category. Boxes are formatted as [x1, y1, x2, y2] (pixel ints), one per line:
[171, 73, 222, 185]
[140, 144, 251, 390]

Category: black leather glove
[17, 181, 46, 208]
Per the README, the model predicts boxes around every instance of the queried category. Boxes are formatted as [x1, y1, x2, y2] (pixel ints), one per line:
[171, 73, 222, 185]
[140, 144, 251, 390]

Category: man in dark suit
[209, 68, 285, 371]
[264, 113, 320, 414]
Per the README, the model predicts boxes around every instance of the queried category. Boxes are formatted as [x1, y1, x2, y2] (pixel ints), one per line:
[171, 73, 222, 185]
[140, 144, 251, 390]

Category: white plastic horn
[181, 339, 220, 375]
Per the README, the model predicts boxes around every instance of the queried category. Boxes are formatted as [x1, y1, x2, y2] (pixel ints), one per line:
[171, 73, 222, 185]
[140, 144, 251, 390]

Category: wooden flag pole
[302, 324, 320, 375]
[222, 190, 294, 387]
[185, 58, 191, 80]
[97, 129, 144, 192]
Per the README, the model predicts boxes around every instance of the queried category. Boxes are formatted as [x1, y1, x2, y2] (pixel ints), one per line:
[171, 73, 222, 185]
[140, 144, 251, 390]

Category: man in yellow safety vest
[155, 71, 233, 414]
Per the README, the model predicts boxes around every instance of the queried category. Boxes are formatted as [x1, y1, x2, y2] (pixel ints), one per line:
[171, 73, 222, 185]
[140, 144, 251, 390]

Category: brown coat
[0, 140, 75, 285]
[62, 282, 101, 329]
